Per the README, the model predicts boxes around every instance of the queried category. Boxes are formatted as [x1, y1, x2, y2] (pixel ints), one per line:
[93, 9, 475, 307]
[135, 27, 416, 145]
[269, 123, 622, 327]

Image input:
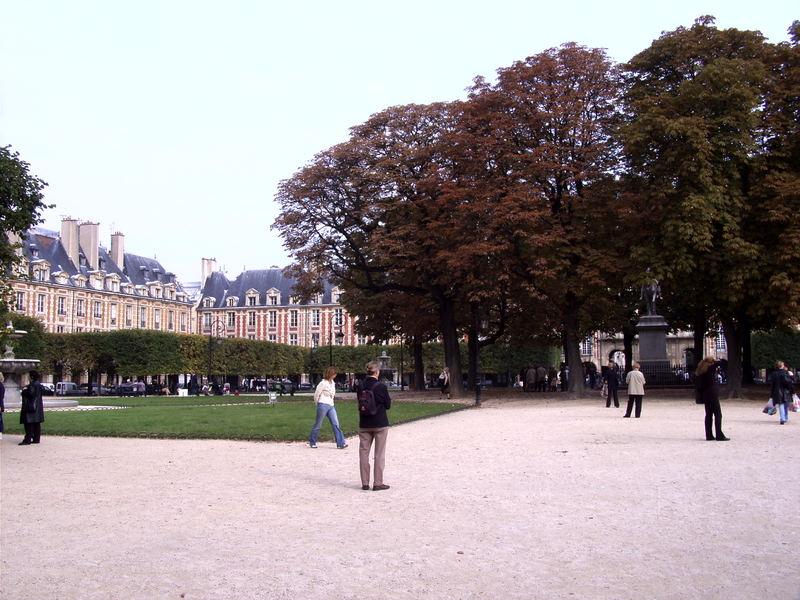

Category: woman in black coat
[604, 361, 619, 408]
[19, 370, 44, 445]
[0, 372, 5, 436]
[769, 360, 794, 425]
[696, 357, 729, 441]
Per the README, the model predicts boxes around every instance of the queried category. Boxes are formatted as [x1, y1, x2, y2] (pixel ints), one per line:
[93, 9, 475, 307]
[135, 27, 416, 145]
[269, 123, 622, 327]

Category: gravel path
[2, 396, 798, 599]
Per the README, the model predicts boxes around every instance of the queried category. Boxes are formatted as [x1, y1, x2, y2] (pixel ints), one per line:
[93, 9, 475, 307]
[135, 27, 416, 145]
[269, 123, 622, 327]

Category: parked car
[78, 383, 114, 396]
[55, 382, 85, 396]
[297, 382, 313, 391]
[115, 382, 142, 397]
[269, 380, 294, 393]
[40, 383, 55, 396]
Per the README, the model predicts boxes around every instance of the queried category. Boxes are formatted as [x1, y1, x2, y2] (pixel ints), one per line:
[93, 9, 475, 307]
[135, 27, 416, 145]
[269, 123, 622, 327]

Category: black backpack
[358, 382, 378, 416]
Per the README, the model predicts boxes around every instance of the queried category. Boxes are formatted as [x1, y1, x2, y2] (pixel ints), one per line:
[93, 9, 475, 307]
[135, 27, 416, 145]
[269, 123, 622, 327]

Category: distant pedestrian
[548, 367, 558, 392]
[769, 360, 794, 425]
[357, 361, 392, 491]
[623, 363, 646, 418]
[604, 361, 620, 408]
[438, 367, 450, 400]
[559, 364, 568, 392]
[19, 370, 44, 445]
[536, 365, 547, 392]
[0, 373, 5, 438]
[308, 366, 347, 449]
[696, 356, 729, 441]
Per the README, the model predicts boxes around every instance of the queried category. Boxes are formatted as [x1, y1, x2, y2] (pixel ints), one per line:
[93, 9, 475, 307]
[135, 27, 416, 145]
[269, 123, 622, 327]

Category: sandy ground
[1, 395, 799, 600]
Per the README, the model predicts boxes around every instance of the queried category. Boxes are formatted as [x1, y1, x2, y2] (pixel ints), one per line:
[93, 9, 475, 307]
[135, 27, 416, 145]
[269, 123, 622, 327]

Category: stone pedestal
[636, 314, 674, 386]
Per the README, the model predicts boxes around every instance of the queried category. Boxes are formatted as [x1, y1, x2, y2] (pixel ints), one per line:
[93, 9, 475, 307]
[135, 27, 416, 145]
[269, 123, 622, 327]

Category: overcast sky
[2, 0, 796, 283]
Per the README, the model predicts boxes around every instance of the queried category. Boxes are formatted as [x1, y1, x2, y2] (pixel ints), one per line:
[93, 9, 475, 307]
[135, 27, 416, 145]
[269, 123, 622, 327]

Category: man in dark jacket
[19, 370, 44, 445]
[357, 361, 392, 491]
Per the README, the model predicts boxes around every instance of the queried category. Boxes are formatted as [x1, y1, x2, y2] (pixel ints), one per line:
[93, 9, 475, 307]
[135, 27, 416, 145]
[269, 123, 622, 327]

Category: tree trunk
[721, 316, 743, 398]
[563, 305, 584, 397]
[412, 336, 424, 391]
[439, 297, 464, 397]
[623, 327, 635, 375]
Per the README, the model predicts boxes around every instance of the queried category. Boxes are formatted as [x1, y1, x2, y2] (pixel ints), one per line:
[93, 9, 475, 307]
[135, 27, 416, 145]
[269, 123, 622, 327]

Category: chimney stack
[201, 257, 217, 287]
[60, 218, 80, 268]
[110, 232, 125, 269]
[78, 221, 100, 270]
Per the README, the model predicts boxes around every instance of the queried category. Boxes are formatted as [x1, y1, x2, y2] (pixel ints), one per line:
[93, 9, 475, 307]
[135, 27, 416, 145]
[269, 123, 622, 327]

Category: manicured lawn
[2, 399, 464, 441]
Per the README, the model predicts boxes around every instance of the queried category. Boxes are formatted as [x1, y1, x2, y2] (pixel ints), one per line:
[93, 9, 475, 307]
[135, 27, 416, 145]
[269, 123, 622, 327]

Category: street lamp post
[399, 335, 404, 391]
[206, 316, 224, 390]
[329, 313, 344, 367]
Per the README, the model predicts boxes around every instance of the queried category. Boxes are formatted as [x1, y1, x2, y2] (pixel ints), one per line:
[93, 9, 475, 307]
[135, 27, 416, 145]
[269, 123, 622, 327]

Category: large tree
[275, 102, 487, 397]
[0, 146, 50, 310]
[458, 43, 626, 395]
[619, 16, 794, 396]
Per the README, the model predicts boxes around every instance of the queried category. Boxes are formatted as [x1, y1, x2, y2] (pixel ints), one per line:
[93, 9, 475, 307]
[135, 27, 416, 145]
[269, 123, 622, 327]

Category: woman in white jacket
[309, 366, 348, 449]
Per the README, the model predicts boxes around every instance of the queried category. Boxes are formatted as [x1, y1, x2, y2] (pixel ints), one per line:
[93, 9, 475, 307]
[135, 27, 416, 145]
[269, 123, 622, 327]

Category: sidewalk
[1, 397, 798, 599]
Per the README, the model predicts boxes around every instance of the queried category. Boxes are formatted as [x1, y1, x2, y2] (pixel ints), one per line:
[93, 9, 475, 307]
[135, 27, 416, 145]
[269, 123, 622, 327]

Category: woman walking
[768, 360, 794, 425]
[695, 356, 729, 441]
[623, 363, 646, 418]
[309, 367, 348, 449]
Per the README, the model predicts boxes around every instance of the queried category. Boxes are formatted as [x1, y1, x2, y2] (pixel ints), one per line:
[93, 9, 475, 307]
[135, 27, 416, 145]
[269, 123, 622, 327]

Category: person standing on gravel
[696, 356, 729, 441]
[623, 363, 646, 418]
[357, 361, 392, 491]
[19, 370, 44, 445]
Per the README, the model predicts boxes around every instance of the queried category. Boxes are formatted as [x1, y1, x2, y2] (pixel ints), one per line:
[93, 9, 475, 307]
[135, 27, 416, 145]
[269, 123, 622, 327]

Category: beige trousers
[358, 427, 389, 487]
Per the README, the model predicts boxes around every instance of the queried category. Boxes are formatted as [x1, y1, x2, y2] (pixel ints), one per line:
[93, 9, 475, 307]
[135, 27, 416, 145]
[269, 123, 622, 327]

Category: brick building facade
[8, 218, 193, 335]
[196, 258, 366, 347]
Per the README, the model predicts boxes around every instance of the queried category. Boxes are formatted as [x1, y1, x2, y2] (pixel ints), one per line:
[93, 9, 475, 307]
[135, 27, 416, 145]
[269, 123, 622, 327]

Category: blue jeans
[779, 403, 789, 422]
[309, 403, 346, 447]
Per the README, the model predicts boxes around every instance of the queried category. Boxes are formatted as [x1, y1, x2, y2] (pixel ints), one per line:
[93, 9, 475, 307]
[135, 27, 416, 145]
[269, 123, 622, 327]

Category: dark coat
[769, 369, 794, 405]
[0, 381, 5, 412]
[604, 369, 619, 390]
[20, 381, 45, 424]
[358, 377, 391, 429]
[698, 361, 722, 403]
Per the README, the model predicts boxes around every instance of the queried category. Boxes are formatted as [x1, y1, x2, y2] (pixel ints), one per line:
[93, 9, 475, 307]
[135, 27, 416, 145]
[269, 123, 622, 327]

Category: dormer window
[203, 298, 214, 308]
[267, 288, 280, 305]
[227, 297, 237, 307]
[30, 246, 39, 258]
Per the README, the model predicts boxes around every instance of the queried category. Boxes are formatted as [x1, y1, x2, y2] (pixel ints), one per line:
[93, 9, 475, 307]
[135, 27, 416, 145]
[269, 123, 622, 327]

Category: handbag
[601, 383, 608, 396]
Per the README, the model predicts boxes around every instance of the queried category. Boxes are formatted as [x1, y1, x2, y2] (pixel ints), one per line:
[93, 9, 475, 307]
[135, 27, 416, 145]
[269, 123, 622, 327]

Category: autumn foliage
[275, 17, 800, 398]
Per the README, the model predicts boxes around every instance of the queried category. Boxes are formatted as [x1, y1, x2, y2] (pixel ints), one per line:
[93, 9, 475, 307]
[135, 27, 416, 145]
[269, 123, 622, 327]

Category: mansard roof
[17, 227, 186, 296]
[199, 268, 336, 308]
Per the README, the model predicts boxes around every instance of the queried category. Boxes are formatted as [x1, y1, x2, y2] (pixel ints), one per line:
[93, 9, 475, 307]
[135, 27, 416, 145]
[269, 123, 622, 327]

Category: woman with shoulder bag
[768, 360, 794, 425]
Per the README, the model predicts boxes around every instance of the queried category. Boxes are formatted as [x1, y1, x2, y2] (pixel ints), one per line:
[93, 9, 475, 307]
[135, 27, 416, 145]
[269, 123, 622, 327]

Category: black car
[79, 383, 114, 396]
[115, 382, 142, 397]
[269, 380, 294, 393]
[297, 382, 312, 391]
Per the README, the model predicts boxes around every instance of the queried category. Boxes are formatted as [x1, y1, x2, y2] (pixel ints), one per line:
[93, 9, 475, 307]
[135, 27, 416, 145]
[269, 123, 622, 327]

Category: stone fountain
[1, 321, 41, 408]
[0, 321, 77, 408]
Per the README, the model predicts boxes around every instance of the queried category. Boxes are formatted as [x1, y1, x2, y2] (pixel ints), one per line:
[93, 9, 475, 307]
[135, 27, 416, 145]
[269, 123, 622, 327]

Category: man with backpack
[357, 361, 392, 491]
